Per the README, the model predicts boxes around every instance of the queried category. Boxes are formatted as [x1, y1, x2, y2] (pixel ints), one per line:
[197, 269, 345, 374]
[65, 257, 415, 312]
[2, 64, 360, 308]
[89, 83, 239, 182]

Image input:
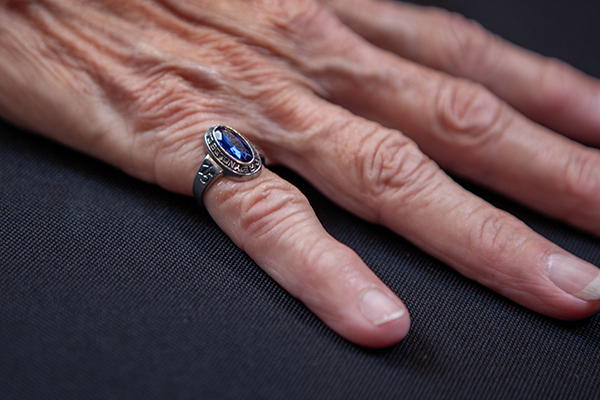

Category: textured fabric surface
[1, 1, 600, 399]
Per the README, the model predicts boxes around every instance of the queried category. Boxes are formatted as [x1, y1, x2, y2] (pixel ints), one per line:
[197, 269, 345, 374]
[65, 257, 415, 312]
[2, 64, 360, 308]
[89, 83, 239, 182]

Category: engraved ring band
[193, 125, 263, 207]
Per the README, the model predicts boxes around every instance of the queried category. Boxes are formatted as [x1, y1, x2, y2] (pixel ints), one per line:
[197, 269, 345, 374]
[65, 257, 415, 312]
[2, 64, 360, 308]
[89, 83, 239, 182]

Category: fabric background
[1, 1, 599, 399]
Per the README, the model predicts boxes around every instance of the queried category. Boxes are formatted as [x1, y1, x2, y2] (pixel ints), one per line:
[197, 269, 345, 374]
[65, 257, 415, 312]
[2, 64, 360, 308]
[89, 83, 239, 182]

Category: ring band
[193, 125, 262, 207]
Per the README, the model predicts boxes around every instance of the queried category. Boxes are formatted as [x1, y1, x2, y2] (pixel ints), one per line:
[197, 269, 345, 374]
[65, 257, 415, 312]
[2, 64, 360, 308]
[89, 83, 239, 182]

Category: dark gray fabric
[1, 1, 599, 399]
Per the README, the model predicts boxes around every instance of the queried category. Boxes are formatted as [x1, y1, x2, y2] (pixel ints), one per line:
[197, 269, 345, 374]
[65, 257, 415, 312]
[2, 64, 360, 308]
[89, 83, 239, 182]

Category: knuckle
[258, 0, 358, 63]
[439, 10, 497, 75]
[262, 0, 332, 42]
[133, 74, 206, 133]
[538, 59, 575, 113]
[296, 244, 347, 294]
[562, 150, 600, 208]
[355, 130, 439, 216]
[435, 79, 510, 145]
[470, 208, 530, 266]
[236, 178, 309, 240]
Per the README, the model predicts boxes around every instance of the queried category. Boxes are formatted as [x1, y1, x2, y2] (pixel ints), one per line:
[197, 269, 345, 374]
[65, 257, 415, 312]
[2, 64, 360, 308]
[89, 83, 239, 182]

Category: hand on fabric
[1, 0, 600, 348]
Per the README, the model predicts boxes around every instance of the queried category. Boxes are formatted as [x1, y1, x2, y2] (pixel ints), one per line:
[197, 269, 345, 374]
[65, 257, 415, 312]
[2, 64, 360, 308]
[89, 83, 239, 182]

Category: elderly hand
[1, 0, 600, 348]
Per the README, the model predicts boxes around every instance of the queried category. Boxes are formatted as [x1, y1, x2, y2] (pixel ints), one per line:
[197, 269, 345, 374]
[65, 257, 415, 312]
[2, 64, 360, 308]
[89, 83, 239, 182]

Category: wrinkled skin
[2, 0, 600, 348]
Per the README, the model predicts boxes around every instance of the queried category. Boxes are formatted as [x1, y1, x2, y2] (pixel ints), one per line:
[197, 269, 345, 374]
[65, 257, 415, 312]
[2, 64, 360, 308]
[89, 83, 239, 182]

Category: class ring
[193, 125, 263, 208]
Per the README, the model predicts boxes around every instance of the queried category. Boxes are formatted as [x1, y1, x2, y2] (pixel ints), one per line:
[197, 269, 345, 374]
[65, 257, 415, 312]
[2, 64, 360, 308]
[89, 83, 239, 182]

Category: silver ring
[193, 125, 262, 207]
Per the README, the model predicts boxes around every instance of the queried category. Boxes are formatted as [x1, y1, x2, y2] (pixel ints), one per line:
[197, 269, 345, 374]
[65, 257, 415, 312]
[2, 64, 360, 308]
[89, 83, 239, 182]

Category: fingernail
[546, 253, 600, 301]
[360, 288, 406, 326]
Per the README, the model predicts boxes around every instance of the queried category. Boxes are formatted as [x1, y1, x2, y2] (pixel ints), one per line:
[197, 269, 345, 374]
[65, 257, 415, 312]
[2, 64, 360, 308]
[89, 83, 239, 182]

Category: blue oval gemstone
[214, 127, 253, 163]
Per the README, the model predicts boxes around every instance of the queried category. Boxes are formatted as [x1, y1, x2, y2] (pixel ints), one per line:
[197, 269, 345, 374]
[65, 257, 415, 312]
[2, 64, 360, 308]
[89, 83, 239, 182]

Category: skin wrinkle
[153, 131, 203, 192]
[132, 77, 207, 134]
[254, 222, 323, 293]
[120, 48, 229, 118]
[259, 220, 317, 284]
[475, 213, 531, 266]
[295, 118, 376, 215]
[256, 94, 345, 164]
[444, 10, 498, 80]
[370, 168, 445, 235]
[125, 77, 211, 183]
[0, 7, 71, 85]
[299, 242, 362, 296]
[363, 136, 424, 195]
[455, 114, 517, 183]
[262, 0, 364, 78]
[3, 5, 108, 106]
[552, 151, 600, 234]
[215, 177, 353, 300]
[374, 157, 441, 223]
[238, 186, 309, 243]
[563, 149, 600, 205]
[322, 0, 417, 61]
[537, 59, 578, 116]
[429, 83, 516, 181]
[0, 4, 126, 159]
[307, 49, 398, 113]
[320, 40, 432, 115]
[139, 0, 288, 70]
[414, 178, 461, 220]
[154, 0, 329, 84]
[474, 239, 546, 304]
[408, 196, 524, 281]
[22, 2, 146, 150]
[132, 55, 226, 93]
[507, 251, 568, 297]
[30, 2, 137, 85]
[435, 79, 507, 144]
[464, 205, 504, 257]
[55, 5, 139, 61]
[253, 86, 322, 137]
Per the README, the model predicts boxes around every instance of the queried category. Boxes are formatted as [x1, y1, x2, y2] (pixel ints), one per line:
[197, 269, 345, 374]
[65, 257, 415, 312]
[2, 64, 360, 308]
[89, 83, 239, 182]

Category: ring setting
[193, 125, 262, 207]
